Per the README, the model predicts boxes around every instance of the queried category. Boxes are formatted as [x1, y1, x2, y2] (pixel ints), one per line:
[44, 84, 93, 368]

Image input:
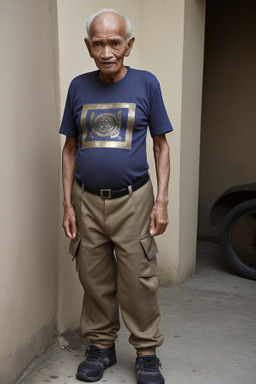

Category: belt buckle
[100, 189, 111, 199]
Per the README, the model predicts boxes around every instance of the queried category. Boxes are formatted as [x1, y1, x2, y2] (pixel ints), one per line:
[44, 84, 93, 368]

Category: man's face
[85, 13, 134, 82]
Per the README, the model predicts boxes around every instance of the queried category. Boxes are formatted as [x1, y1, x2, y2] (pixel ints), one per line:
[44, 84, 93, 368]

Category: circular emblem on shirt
[94, 113, 119, 137]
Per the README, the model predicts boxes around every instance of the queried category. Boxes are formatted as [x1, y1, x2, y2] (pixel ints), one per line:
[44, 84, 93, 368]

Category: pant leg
[107, 180, 164, 349]
[71, 180, 120, 345]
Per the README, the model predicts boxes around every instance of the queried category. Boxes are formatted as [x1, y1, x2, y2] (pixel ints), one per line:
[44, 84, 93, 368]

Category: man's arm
[149, 134, 170, 236]
[62, 136, 78, 239]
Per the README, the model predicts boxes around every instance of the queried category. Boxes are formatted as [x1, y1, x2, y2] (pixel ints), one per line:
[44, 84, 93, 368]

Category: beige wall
[0, 1, 60, 383]
[198, 0, 256, 238]
[178, 0, 206, 280]
[0, 1, 206, 381]
[140, 0, 184, 283]
[140, 0, 205, 282]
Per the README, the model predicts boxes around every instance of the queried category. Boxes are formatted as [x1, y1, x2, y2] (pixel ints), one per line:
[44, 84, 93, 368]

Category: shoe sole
[137, 375, 165, 384]
[76, 358, 117, 382]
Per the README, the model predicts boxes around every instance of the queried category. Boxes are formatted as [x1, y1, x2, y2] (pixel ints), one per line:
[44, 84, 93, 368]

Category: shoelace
[85, 346, 107, 362]
[138, 356, 162, 373]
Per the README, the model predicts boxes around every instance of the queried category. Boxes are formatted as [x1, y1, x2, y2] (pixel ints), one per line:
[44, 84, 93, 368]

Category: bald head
[90, 12, 127, 43]
[86, 9, 132, 42]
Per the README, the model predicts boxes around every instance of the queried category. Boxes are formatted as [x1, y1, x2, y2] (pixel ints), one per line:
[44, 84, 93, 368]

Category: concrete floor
[18, 241, 256, 384]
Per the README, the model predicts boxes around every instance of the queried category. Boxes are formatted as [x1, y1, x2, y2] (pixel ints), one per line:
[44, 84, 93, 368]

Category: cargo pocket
[139, 233, 159, 315]
[139, 233, 158, 276]
[69, 232, 81, 271]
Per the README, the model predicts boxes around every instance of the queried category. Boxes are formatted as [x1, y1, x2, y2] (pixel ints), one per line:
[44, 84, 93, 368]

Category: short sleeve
[149, 84, 173, 137]
[59, 84, 78, 137]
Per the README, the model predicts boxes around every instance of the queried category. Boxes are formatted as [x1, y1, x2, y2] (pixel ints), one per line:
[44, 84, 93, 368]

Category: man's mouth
[101, 62, 115, 66]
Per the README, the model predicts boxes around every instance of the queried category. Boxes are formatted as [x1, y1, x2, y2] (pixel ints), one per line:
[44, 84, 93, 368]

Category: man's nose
[101, 45, 113, 58]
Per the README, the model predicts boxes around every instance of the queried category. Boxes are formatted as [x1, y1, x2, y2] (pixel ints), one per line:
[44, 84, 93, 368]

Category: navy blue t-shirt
[59, 67, 173, 189]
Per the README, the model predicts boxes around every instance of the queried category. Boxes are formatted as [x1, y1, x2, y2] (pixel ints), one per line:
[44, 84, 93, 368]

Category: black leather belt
[76, 173, 149, 199]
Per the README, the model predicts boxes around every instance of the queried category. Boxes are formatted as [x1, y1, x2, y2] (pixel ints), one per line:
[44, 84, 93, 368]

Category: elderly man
[60, 8, 172, 384]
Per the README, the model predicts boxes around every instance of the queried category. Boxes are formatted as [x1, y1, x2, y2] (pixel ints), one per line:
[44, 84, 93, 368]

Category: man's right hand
[62, 205, 77, 239]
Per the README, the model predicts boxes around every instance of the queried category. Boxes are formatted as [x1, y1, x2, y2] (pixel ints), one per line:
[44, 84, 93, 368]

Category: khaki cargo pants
[69, 178, 164, 350]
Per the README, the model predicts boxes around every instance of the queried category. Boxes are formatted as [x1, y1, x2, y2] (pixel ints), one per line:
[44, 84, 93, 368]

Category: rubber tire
[220, 199, 256, 280]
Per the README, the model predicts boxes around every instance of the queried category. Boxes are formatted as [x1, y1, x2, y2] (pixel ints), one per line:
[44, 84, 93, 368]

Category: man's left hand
[149, 201, 169, 236]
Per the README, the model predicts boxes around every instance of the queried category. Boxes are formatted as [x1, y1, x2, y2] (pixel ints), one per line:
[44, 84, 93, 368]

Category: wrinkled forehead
[89, 12, 127, 39]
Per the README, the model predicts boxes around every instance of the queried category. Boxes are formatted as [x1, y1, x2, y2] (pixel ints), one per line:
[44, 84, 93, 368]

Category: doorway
[198, 0, 256, 239]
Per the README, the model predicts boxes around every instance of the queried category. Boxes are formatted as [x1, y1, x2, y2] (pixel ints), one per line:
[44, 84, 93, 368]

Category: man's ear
[125, 37, 135, 57]
[84, 38, 93, 57]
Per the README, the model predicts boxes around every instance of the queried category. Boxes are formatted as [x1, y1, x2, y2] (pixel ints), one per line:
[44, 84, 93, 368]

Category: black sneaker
[76, 344, 117, 382]
[136, 355, 165, 384]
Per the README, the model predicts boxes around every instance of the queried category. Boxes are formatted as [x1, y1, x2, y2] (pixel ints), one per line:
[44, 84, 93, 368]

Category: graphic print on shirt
[80, 103, 136, 150]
